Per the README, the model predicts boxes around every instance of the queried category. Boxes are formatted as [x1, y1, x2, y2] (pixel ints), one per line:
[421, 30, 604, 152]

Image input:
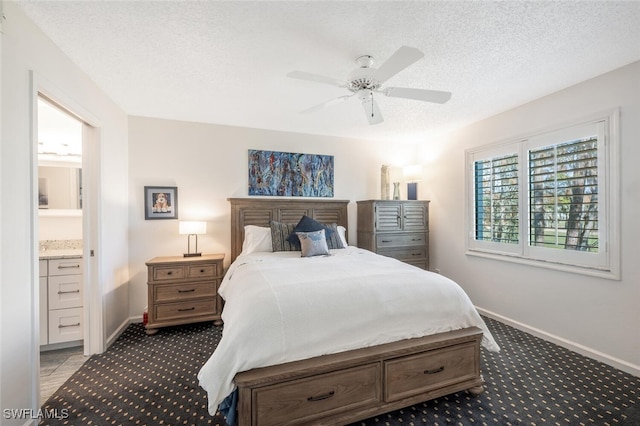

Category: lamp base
[407, 182, 418, 200]
[183, 252, 202, 257]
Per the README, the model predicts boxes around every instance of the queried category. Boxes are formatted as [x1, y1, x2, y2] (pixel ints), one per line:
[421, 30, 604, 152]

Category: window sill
[465, 249, 620, 280]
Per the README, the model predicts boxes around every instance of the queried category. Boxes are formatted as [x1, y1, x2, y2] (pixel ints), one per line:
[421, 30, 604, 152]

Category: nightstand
[145, 253, 224, 335]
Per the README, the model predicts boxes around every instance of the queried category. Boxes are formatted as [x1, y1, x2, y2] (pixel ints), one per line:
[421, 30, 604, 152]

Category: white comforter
[198, 247, 500, 414]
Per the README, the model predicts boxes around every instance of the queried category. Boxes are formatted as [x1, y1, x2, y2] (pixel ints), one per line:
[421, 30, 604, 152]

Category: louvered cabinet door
[401, 202, 428, 231]
[375, 202, 402, 231]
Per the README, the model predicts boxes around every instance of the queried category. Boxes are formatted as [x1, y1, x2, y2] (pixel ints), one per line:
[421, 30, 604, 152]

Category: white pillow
[337, 225, 348, 247]
[241, 225, 273, 255]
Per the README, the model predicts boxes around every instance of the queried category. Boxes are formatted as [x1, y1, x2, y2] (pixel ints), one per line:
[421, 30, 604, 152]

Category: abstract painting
[248, 150, 334, 197]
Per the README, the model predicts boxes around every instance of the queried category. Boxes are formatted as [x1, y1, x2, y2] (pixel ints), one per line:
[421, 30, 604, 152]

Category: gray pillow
[270, 221, 299, 252]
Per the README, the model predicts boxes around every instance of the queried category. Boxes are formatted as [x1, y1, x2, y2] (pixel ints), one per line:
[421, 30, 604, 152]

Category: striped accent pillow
[270, 221, 299, 252]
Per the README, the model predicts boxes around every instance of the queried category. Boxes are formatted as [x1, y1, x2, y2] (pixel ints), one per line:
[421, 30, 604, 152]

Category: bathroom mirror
[38, 165, 82, 212]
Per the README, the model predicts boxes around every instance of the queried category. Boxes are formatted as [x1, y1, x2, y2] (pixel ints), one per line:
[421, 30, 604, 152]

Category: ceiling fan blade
[372, 46, 425, 84]
[300, 94, 353, 114]
[362, 98, 384, 125]
[287, 71, 346, 87]
[382, 87, 452, 104]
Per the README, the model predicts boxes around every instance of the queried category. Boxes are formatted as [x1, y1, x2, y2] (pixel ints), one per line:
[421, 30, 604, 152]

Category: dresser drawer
[384, 342, 478, 402]
[253, 363, 380, 426]
[376, 232, 427, 248]
[187, 263, 217, 279]
[379, 246, 427, 262]
[48, 307, 83, 344]
[154, 298, 216, 322]
[151, 266, 185, 281]
[154, 281, 216, 303]
[48, 275, 83, 310]
[48, 258, 83, 276]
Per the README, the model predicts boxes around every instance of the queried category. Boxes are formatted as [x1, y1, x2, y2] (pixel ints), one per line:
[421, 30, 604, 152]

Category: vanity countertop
[39, 248, 83, 260]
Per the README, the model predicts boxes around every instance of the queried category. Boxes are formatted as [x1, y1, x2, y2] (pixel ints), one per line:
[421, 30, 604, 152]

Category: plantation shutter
[474, 153, 519, 244]
[529, 137, 599, 252]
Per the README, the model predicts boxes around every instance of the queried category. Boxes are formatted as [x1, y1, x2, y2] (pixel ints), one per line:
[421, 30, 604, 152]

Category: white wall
[423, 61, 640, 375]
[38, 215, 83, 241]
[0, 3, 129, 424]
[127, 117, 407, 319]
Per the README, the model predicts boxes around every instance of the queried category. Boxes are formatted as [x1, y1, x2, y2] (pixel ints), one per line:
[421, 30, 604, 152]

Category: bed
[198, 198, 499, 426]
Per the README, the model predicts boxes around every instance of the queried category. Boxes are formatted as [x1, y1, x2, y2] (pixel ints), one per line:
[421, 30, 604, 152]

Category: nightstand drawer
[152, 266, 185, 281]
[376, 232, 427, 248]
[253, 363, 380, 426]
[154, 281, 216, 303]
[187, 263, 217, 279]
[154, 299, 216, 321]
[384, 342, 477, 402]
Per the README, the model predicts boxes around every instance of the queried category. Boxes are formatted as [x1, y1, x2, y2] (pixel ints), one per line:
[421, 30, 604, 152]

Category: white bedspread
[198, 247, 500, 414]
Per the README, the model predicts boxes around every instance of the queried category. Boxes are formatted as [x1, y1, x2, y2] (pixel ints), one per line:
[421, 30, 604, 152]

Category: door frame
[29, 71, 104, 405]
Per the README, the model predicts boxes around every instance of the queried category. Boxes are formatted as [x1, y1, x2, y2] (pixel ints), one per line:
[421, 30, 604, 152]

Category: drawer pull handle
[200, 269, 206, 273]
[178, 289, 196, 293]
[59, 323, 81, 328]
[381, 240, 392, 243]
[307, 391, 335, 402]
[58, 264, 81, 269]
[167, 271, 173, 275]
[178, 307, 195, 312]
[424, 366, 445, 375]
[58, 289, 81, 294]
[412, 253, 422, 256]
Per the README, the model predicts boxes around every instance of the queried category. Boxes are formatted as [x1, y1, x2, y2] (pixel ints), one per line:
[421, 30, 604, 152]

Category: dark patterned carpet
[40, 317, 639, 425]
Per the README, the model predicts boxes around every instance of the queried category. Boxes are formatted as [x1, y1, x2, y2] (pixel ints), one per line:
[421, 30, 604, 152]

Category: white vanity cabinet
[39, 260, 48, 345]
[40, 257, 84, 346]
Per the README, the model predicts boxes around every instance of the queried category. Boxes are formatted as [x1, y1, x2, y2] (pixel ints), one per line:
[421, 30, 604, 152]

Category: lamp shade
[403, 165, 422, 182]
[179, 221, 207, 235]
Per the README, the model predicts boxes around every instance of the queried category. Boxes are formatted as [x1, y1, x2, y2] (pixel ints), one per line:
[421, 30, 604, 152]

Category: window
[466, 111, 619, 278]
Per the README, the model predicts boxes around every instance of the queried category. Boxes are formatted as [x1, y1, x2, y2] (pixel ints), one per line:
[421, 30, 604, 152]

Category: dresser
[356, 200, 429, 269]
[145, 254, 224, 335]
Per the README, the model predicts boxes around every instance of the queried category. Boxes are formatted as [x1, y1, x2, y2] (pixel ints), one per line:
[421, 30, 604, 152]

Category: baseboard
[477, 307, 640, 377]
[106, 316, 135, 349]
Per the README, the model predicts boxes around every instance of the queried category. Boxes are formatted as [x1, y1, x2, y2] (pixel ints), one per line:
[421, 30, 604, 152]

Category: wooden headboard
[229, 198, 349, 263]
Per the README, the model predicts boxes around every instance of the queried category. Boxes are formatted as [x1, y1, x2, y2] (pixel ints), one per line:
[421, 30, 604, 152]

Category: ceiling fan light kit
[288, 46, 452, 125]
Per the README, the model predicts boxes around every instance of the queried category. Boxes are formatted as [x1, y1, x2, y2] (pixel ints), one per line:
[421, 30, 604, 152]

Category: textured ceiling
[15, 1, 640, 143]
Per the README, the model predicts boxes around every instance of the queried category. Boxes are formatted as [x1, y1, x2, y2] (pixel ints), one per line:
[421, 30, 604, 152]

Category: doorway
[31, 75, 103, 409]
[37, 95, 86, 403]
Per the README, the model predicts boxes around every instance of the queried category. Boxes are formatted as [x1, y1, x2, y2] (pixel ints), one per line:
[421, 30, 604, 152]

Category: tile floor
[40, 346, 88, 405]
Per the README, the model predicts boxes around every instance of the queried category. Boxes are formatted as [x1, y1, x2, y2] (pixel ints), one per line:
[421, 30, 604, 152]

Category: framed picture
[248, 149, 334, 197]
[144, 186, 178, 220]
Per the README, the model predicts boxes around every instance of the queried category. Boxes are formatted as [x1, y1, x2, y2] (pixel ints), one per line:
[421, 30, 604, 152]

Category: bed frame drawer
[384, 342, 478, 402]
[252, 363, 380, 426]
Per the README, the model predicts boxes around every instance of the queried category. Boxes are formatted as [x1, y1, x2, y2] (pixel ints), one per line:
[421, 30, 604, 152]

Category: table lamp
[179, 221, 206, 257]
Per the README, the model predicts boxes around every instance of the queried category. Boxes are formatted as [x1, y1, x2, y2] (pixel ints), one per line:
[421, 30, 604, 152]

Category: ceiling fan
[287, 46, 451, 125]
